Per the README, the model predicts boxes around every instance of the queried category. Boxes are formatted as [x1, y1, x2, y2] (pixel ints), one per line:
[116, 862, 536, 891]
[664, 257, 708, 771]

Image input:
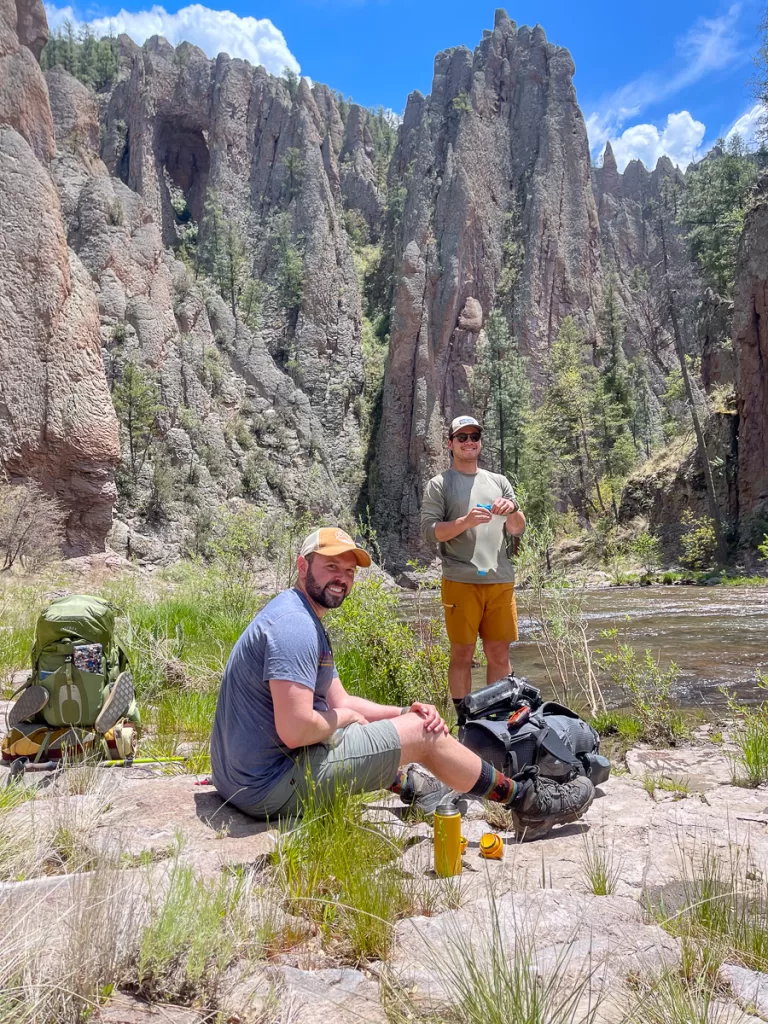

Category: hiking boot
[8, 685, 49, 729]
[94, 671, 134, 735]
[397, 765, 467, 814]
[506, 766, 595, 842]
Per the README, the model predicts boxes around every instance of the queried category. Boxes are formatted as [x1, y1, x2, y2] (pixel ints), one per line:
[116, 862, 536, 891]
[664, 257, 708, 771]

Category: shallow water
[404, 585, 768, 708]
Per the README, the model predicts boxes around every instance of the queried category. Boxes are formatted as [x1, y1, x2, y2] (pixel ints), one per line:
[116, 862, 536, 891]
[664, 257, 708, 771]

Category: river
[406, 585, 768, 709]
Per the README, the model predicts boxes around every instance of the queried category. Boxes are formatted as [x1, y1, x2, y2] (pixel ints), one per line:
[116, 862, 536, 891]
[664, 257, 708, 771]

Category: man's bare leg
[482, 639, 511, 687]
[447, 642, 475, 701]
[389, 713, 596, 835]
[391, 712, 490, 793]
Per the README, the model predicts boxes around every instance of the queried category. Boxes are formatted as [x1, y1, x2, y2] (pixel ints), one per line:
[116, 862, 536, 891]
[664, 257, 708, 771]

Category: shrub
[0, 482, 66, 572]
[328, 578, 450, 714]
[452, 91, 472, 114]
[632, 529, 663, 574]
[596, 631, 686, 745]
[679, 510, 717, 570]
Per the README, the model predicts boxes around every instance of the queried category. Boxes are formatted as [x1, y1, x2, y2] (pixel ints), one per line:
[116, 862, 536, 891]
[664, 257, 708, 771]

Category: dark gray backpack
[458, 677, 610, 785]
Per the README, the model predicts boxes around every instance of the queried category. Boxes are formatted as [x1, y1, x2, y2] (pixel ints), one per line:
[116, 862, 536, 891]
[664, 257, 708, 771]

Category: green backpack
[26, 594, 139, 729]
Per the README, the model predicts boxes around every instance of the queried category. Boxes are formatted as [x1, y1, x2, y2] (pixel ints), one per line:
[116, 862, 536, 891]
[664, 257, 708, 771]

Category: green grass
[580, 827, 622, 895]
[136, 860, 258, 1004]
[728, 708, 768, 787]
[641, 775, 692, 800]
[652, 840, 768, 976]
[271, 778, 447, 962]
[387, 892, 604, 1024]
[626, 967, 736, 1024]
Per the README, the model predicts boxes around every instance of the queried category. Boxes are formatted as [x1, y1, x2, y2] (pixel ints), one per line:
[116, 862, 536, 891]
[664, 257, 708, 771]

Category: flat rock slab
[720, 964, 768, 1020]
[95, 776, 277, 874]
[626, 745, 734, 789]
[223, 964, 387, 1023]
[391, 889, 679, 1008]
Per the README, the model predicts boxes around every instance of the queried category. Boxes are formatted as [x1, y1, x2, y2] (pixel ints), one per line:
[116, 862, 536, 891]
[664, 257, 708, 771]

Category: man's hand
[491, 497, 518, 516]
[407, 702, 449, 735]
[461, 506, 493, 529]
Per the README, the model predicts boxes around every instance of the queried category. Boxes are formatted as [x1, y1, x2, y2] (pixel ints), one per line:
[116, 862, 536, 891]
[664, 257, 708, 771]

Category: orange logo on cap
[334, 530, 353, 544]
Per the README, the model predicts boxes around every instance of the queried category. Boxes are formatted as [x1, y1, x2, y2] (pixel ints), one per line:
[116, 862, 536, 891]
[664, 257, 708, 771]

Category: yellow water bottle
[434, 799, 462, 877]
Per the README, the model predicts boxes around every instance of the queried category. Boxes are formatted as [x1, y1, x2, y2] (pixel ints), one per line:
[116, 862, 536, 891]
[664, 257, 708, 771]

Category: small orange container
[479, 832, 504, 860]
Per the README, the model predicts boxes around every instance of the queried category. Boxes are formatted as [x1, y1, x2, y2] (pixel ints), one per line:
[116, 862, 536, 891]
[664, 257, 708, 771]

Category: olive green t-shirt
[420, 467, 517, 583]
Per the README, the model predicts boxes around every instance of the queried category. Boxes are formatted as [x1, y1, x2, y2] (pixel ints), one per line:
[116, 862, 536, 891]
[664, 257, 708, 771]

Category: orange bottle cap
[479, 832, 504, 859]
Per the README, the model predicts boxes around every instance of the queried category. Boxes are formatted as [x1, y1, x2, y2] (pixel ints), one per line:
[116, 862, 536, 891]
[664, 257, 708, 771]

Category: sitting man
[210, 527, 594, 838]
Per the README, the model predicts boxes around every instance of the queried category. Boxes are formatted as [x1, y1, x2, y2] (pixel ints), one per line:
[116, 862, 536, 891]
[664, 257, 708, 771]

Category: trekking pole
[100, 756, 187, 767]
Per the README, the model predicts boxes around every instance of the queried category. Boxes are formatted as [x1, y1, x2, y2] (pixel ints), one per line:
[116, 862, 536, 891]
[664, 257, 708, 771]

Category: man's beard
[305, 563, 349, 609]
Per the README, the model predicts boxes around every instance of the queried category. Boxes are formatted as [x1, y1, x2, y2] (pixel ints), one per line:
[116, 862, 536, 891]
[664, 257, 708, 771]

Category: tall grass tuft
[580, 826, 622, 896]
[725, 672, 768, 786]
[626, 967, 739, 1024]
[388, 892, 603, 1024]
[272, 778, 440, 962]
[136, 860, 257, 1004]
[653, 838, 768, 976]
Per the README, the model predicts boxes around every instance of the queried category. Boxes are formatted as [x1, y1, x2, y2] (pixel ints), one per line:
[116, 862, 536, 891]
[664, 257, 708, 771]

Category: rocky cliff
[591, 142, 733, 388]
[29, 33, 394, 558]
[372, 10, 602, 559]
[2, 3, 763, 566]
[0, 0, 120, 554]
[732, 180, 768, 546]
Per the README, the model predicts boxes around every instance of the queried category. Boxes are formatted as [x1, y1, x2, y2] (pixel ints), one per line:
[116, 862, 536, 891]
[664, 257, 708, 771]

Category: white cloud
[586, 5, 744, 161]
[606, 111, 706, 171]
[726, 102, 764, 148]
[44, 2, 300, 74]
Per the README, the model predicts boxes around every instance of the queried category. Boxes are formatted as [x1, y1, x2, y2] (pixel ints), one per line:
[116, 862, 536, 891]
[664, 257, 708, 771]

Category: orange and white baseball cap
[300, 527, 372, 567]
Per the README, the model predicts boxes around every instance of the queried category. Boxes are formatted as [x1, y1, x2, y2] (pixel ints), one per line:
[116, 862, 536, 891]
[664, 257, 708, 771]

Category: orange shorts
[441, 580, 518, 646]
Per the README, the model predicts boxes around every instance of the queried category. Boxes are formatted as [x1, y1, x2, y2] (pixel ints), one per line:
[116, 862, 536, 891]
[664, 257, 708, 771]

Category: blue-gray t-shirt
[210, 588, 336, 807]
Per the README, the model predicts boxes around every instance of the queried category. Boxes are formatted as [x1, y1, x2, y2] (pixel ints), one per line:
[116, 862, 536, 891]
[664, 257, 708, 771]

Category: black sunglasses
[452, 431, 481, 442]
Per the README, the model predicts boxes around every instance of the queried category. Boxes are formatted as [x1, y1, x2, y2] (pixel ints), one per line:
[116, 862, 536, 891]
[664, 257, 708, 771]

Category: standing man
[210, 526, 594, 838]
[421, 416, 525, 710]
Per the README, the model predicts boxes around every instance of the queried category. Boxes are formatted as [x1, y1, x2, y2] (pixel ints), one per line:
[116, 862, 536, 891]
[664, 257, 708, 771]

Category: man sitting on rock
[210, 527, 594, 838]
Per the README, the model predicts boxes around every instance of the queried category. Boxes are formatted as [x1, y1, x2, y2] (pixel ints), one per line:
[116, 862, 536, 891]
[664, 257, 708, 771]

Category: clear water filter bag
[471, 505, 505, 575]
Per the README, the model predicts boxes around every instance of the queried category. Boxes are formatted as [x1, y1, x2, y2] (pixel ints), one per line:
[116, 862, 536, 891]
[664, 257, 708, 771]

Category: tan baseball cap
[449, 415, 482, 437]
[300, 527, 372, 567]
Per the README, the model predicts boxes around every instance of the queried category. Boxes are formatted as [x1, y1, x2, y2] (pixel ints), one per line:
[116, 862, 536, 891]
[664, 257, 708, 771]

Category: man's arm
[269, 679, 366, 749]
[325, 677, 401, 722]
[422, 475, 494, 542]
[493, 479, 526, 536]
[325, 678, 449, 734]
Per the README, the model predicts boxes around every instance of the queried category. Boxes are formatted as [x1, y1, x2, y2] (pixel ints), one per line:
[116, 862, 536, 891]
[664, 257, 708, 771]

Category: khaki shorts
[441, 579, 518, 646]
[228, 720, 402, 821]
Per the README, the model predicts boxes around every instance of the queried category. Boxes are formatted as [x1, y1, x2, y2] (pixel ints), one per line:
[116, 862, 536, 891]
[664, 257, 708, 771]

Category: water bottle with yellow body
[434, 799, 463, 877]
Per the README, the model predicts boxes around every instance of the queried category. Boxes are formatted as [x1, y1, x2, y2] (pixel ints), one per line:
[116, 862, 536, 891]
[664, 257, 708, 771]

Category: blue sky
[45, 0, 764, 169]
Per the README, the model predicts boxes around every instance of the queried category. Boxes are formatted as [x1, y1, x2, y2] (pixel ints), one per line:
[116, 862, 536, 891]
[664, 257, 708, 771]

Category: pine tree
[78, 25, 97, 86]
[539, 317, 605, 519]
[112, 362, 161, 482]
[474, 310, 530, 480]
[679, 135, 758, 298]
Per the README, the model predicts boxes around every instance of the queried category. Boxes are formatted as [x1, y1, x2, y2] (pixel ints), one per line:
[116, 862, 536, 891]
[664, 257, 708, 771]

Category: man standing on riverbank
[209, 526, 593, 836]
[420, 416, 526, 709]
